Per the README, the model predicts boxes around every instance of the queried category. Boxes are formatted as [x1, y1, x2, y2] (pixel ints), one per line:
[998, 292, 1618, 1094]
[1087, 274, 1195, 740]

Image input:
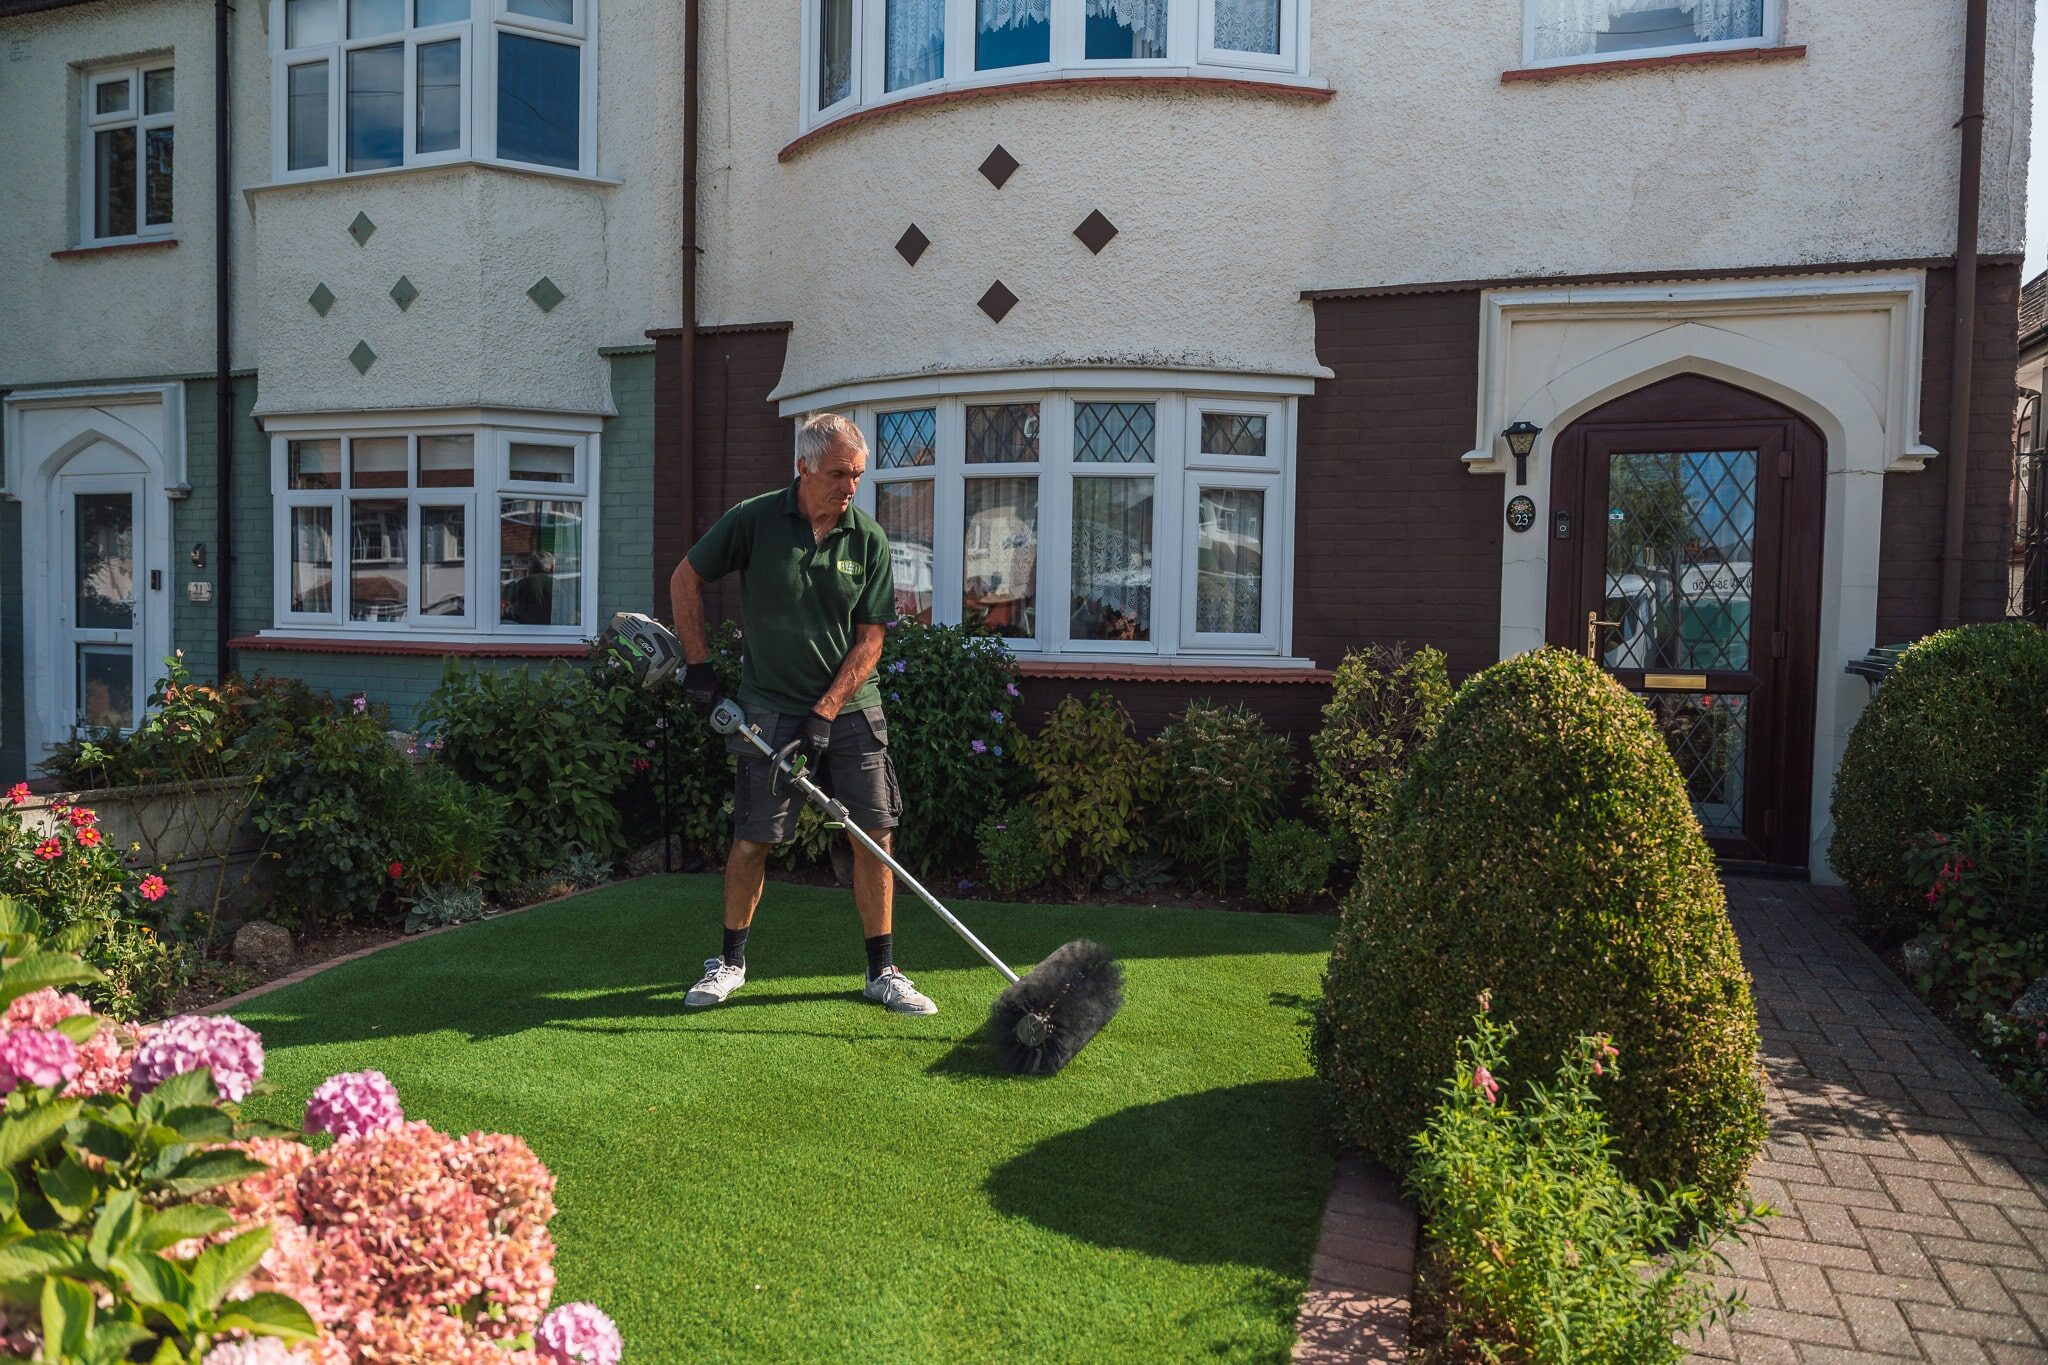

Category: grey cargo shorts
[728, 705, 902, 844]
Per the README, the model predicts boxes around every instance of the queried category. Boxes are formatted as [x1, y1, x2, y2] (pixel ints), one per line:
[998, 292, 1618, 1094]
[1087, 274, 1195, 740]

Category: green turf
[233, 875, 1338, 1364]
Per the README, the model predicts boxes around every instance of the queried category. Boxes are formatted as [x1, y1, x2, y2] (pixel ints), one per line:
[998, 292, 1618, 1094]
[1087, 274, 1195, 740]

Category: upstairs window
[1527, 0, 1771, 65]
[82, 64, 174, 245]
[269, 0, 593, 181]
[805, 0, 1309, 130]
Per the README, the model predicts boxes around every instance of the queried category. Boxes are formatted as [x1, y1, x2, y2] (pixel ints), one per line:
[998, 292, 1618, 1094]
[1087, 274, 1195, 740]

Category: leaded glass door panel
[58, 474, 146, 735]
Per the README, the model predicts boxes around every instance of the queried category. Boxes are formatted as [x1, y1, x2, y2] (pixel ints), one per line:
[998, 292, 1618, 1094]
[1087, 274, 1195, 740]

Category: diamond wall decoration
[348, 340, 377, 374]
[977, 281, 1018, 324]
[528, 277, 565, 312]
[348, 211, 376, 246]
[308, 283, 336, 316]
[389, 275, 419, 311]
[1074, 209, 1118, 255]
[978, 145, 1018, 189]
[895, 225, 930, 266]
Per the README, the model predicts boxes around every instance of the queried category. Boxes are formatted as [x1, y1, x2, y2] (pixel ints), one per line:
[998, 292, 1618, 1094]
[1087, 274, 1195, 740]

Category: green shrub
[1310, 644, 1452, 863]
[389, 763, 510, 892]
[1246, 819, 1332, 910]
[771, 803, 838, 870]
[977, 804, 1052, 897]
[1313, 647, 1766, 1208]
[1021, 693, 1161, 888]
[404, 882, 488, 935]
[1152, 702, 1296, 893]
[876, 619, 1023, 875]
[1902, 777, 2048, 1022]
[559, 848, 616, 888]
[1409, 1009, 1765, 1363]
[1830, 622, 2048, 931]
[591, 622, 741, 861]
[88, 917, 193, 1019]
[422, 661, 636, 873]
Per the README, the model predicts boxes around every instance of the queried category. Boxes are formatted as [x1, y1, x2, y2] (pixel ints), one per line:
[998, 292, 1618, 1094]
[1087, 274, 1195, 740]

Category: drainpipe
[212, 0, 234, 679]
[679, 0, 699, 554]
[1938, 0, 1989, 628]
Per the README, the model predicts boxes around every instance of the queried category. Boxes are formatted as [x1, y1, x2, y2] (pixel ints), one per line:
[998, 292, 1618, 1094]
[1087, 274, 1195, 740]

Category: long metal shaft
[732, 722, 1021, 985]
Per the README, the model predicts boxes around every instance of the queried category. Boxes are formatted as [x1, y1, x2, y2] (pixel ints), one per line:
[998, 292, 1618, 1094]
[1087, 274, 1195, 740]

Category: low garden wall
[18, 777, 274, 915]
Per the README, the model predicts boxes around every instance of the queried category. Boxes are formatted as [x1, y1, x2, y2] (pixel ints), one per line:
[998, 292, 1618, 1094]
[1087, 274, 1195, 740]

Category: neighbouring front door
[1546, 376, 1824, 869]
[57, 473, 147, 736]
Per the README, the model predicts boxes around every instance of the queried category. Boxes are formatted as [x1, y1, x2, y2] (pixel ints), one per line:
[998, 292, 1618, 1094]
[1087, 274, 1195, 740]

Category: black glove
[682, 660, 720, 714]
[777, 710, 834, 776]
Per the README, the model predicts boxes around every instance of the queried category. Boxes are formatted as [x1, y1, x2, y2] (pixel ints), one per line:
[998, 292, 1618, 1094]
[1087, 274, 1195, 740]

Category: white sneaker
[685, 957, 746, 1007]
[863, 967, 938, 1015]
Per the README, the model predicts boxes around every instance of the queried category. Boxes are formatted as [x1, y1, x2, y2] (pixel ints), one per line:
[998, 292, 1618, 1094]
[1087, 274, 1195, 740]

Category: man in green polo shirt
[665, 413, 937, 1016]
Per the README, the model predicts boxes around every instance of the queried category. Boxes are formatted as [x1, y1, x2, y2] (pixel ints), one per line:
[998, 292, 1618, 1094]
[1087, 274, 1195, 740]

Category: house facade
[2, 0, 2037, 879]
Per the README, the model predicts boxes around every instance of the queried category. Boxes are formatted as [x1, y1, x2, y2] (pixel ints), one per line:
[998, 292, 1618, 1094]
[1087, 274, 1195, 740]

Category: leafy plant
[558, 849, 615, 889]
[875, 619, 1023, 876]
[1246, 820, 1332, 910]
[1409, 1008, 1768, 1364]
[771, 804, 838, 871]
[1152, 701, 1296, 893]
[1100, 852, 1174, 897]
[1019, 693, 1161, 890]
[591, 621, 742, 862]
[976, 805, 1052, 898]
[387, 762, 510, 894]
[1309, 644, 1451, 863]
[403, 883, 488, 936]
[1903, 780, 2048, 1022]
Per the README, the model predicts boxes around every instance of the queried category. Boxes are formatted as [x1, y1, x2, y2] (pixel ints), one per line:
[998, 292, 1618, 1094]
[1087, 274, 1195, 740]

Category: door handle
[1585, 609, 1619, 661]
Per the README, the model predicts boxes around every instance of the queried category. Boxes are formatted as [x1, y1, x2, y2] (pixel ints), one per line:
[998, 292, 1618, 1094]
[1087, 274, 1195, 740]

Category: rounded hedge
[1312, 647, 1766, 1208]
[1829, 621, 2048, 931]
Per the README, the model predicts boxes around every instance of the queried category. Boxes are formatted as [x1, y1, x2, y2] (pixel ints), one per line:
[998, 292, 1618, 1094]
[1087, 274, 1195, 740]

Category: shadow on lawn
[984, 1078, 1330, 1276]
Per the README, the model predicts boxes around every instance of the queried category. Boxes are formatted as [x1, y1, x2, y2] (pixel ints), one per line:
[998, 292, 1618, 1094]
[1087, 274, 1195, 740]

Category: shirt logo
[835, 561, 861, 577]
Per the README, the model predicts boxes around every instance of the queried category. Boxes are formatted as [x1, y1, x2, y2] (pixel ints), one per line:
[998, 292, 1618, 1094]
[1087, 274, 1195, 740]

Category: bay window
[269, 415, 599, 638]
[854, 387, 1294, 659]
[81, 64, 174, 246]
[804, 0, 1309, 129]
[269, 0, 593, 181]
[1526, 0, 1772, 65]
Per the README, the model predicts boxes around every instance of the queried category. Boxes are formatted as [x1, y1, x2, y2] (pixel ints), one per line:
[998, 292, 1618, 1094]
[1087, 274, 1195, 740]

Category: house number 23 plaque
[1505, 495, 1537, 533]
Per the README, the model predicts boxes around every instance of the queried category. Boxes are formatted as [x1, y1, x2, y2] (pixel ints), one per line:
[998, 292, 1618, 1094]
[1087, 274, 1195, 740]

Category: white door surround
[2, 384, 184, 764]
[1460, 273, 1933, 880]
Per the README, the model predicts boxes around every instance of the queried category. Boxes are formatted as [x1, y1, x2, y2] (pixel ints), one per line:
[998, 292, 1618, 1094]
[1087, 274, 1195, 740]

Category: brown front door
[1546, 375, 1825, 869]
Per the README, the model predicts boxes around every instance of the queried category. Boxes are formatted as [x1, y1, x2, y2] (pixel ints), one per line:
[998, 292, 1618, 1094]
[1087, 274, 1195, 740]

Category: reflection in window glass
[289, 439, 342, 490]
[1085, 0, 1167, 58]
[347, 44, 404, 171]
[95, 78, 130, 116]
[508, 442, 575, 483]
[1531, 0, 1762, 61]
[349, 436, 408, 489]
[1072, 477, 1152, 640]
[286, 0, 339, 48]
[290, 505, 335, 613]
[420, 434, 475, 487]
[349, 498, 409, 622]
[1075, 401, 1155, 463]
[1196, 487, 1264, 633]
[417, 0, 471, 23]
[497, 32, 580, 168]
[1200, 412, 1267, 457]
[95, 127, 137, 239]
[877, 409, 937, 469]
[144, 69, 174, 114]
[287, 62, 330, 171]
[348, 0, 403, 38]
[876, 480, 935, 623]
[79, 647, 135, 730]
[144, 128, 173, 226]
[507, 0, 572, 21]
[499, 499, 583, 625]
[963, 477, 1037, 638]
[885, 0, 944, 91]
[420, 505, 466, 617]
[1213, 0, 1279, 52]
[977, 0, 1050, 68]
[75, 494, 135, 631]
[966, 403, 1039, 464]
[819, 0, 854, 105]
[417, 40, 462, 154]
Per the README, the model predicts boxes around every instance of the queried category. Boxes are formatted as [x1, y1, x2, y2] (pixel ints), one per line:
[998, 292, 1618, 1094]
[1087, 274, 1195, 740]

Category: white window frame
[847, 384, 1299, 663]
[1520, 0, 1778, 69]
[79, 62, 176, 247]
[800, 0, 1315, 134]
[267, 0, 596, 183]
[265, 410, 602, 641]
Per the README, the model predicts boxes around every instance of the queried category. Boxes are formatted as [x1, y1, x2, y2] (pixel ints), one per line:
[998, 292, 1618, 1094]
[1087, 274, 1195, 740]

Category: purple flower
[350, 696, 368, 715]
[1005, 682, 1020, 698]
[990, 710, 1005, 724]
[536, 1302, 624, 1365]
[957, 879, 976, 893]
[889, 691, 899, 702]
[993, 745, 1003, 757]
[970, 739, 987, 755]
[644, 738, 658, 751]
[304, 1069, 405, 1139]
[131, 1014, 265, 1102]
[889, 660, 908, 674]
[0, 1028, 79, 1092]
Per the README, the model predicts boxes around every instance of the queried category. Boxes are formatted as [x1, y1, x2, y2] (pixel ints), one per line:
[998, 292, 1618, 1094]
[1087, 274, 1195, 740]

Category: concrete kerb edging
[1294, 1150, 1419, 1363]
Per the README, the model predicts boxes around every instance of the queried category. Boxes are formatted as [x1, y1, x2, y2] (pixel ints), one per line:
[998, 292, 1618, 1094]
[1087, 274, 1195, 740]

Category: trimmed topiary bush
[1312, 647, 1766, 1209]
[1829, 621, 2048, 932]
[1310, 643, 1453, 863]
[1247, 819, 1334, 910]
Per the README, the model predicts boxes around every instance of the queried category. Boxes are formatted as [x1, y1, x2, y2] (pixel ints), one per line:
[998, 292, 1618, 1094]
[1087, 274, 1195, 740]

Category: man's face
[802, 439, 865, 516]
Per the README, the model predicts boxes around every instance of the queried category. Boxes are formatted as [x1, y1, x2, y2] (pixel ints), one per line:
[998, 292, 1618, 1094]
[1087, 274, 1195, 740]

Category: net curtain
[888, 0, 1180, 88]
[1533, 0, 1763, 59]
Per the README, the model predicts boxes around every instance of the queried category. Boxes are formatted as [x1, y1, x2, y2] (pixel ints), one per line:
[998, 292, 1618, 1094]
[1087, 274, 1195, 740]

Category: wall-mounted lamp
[190, 543, 206, 569]
[1502, 421, 1542, 487]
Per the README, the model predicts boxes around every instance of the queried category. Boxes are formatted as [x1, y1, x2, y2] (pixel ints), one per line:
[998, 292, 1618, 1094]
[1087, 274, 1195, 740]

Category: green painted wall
[177, 376, 269, 684]
[1, 407, 22, 780]
[599, 349, 656, 626]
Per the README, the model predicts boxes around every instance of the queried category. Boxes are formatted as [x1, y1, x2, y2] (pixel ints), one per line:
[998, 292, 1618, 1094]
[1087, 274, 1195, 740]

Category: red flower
[76, 827, 102, 848]
[138, 874, 167, 902]
[66, 807, 95, 828]
[631, 758, 652, 773]
[33, 839, 62, 862]
[5, 783, 28, 807]
[388, 861, 405, 880]
[50, 802, 69, 818]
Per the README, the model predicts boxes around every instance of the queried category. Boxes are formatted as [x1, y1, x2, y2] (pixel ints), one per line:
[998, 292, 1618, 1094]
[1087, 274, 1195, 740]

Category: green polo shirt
[686, 479, 896, 716]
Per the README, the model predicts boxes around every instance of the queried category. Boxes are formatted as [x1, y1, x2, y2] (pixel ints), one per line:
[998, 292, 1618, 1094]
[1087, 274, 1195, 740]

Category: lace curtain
[976, 0, 1051, 31]
[1533, 0, 1763, 60]
[1086, 0, 1170, 50]
[888, 0, 945, 88]
[1213, 0, 1279, 54]
[1195, 489, 1264, 634]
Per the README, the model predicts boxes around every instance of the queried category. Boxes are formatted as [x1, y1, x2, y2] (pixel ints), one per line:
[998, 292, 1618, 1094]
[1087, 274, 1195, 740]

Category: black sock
[865, 933, 893, 982]
[722, 926, 749, 970]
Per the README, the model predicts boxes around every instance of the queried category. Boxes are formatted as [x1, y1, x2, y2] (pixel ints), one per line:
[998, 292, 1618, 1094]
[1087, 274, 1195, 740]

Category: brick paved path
[1698, 879, 2048, 1363]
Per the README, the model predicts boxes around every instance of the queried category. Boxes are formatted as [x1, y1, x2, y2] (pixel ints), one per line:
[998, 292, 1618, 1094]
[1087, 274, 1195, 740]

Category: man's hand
[778, 710, 833, 775]
[682, 660, 721, 714]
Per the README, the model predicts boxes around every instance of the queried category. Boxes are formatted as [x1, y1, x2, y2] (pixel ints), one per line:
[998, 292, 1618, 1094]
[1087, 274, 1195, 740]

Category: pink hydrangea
[536, 1303, 624, 1365]
[304, 1070, 404, 1139]
[201, 1340, 300, 1365]
[0, 1028, 79, 1092]
[131, 1014, 265, 1102]
[7, 989, 142, 1098]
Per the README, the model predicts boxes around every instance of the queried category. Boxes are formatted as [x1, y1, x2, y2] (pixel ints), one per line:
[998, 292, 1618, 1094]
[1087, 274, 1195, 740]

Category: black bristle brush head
[987, 939, 1124, 1076]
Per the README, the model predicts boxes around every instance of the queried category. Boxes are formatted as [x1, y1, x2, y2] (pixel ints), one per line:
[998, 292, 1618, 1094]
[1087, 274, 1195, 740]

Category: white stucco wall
[700, 0, 2034, 402]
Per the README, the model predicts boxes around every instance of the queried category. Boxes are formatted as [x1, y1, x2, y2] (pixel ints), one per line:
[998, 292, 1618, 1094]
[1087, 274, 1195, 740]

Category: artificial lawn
[233, 875, 1339, 1364]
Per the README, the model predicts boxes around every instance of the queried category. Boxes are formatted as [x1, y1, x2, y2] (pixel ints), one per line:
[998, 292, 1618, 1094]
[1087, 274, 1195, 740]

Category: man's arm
[667, 557, 713, 664]
[813, 624, 885, 720]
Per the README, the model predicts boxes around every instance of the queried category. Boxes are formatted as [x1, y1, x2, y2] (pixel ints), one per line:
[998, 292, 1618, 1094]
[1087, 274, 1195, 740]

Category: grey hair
[796, 413, 867, 472]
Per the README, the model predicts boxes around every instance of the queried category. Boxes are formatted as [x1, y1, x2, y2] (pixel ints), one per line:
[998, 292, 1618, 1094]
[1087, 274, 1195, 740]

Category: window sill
[781, 71, 1333, 162]
[1017, 659, 1331, 685]
[243, 158, 621, 199]
[228, 633, 590, 659]
[1502, 44, 1805, 83]
[51, 238, 178, 261]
